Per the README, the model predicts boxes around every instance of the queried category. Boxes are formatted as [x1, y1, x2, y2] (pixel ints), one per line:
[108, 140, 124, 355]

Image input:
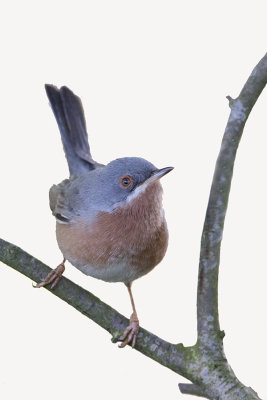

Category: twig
[178, 383, 208, 398]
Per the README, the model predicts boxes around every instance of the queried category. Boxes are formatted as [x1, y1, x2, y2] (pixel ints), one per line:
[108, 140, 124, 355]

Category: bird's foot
[33, 261, 65, 289]
[118, 312, 139, 348]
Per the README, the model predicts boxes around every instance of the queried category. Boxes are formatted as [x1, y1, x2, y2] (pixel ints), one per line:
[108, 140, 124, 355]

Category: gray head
[89, 157, 173, 211]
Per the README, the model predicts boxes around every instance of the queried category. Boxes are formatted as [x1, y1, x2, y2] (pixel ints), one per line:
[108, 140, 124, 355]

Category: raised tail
[45, 84, 102, 175]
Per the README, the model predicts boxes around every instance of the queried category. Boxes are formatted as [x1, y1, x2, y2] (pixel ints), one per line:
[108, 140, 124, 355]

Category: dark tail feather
[45, 84, 101, 175]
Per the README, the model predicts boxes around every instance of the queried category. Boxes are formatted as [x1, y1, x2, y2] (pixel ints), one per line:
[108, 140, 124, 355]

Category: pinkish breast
[56, 181, 169, 283]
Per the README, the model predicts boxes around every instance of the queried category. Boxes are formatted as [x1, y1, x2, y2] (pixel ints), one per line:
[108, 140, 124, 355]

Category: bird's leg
[33, 259, 66, 289]
[118, 283, 140, 348]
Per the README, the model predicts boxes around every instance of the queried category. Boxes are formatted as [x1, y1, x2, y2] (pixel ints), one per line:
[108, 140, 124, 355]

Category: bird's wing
[49, 179, 75, 223]
[45, 84, 104, 176]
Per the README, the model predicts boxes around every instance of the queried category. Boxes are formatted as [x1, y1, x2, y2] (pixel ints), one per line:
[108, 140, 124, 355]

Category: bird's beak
[145, 166, 174, 185]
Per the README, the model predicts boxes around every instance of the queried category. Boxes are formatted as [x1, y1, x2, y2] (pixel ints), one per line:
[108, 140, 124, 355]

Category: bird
[34, 84, 173, 348]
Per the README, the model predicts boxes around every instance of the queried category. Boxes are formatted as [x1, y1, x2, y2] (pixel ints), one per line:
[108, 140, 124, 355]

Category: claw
[118, 313, 139, 348]
[33, 262, 65, 289]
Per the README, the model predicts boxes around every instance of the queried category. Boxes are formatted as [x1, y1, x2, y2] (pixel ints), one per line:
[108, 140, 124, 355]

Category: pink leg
[118, 283, 140, 348]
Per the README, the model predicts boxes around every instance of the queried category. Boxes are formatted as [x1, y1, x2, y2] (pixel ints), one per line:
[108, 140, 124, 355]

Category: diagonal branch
[0, 238, 191, 378]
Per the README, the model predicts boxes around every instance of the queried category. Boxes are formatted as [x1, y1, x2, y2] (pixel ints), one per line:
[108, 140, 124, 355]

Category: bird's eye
[119, 175, 133, 189]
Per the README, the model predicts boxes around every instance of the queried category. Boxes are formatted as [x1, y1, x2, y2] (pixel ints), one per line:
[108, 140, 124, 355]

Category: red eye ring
[119, 175, 133, 189]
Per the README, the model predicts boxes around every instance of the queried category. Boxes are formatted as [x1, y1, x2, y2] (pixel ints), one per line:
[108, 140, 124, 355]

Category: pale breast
[56, 181, 169, 283]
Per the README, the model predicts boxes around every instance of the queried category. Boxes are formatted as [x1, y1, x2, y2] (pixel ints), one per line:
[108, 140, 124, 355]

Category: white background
[0, 1, 267, 399]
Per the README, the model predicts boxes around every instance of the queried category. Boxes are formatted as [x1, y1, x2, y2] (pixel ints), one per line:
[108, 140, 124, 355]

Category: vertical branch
[197, 53, 267, 347]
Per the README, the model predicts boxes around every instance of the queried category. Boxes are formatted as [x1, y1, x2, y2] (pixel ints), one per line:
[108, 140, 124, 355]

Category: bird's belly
[70, 258, 144, 283]
[56, 209, 168, 284]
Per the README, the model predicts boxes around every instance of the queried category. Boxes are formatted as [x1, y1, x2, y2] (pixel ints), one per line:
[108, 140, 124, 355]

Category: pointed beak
[152, 166, 174, 179]
[145, 166, 174, 185]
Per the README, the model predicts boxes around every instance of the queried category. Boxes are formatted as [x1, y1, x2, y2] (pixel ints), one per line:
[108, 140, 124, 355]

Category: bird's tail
[45, 84, 101, 175]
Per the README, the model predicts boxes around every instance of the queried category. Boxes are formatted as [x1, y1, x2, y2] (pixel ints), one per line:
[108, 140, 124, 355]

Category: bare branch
[0, 238, 191, 376]
[197, 53, 267, 350]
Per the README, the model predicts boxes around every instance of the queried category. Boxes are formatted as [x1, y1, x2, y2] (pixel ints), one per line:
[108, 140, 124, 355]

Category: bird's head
[97, 157, 173, 211]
